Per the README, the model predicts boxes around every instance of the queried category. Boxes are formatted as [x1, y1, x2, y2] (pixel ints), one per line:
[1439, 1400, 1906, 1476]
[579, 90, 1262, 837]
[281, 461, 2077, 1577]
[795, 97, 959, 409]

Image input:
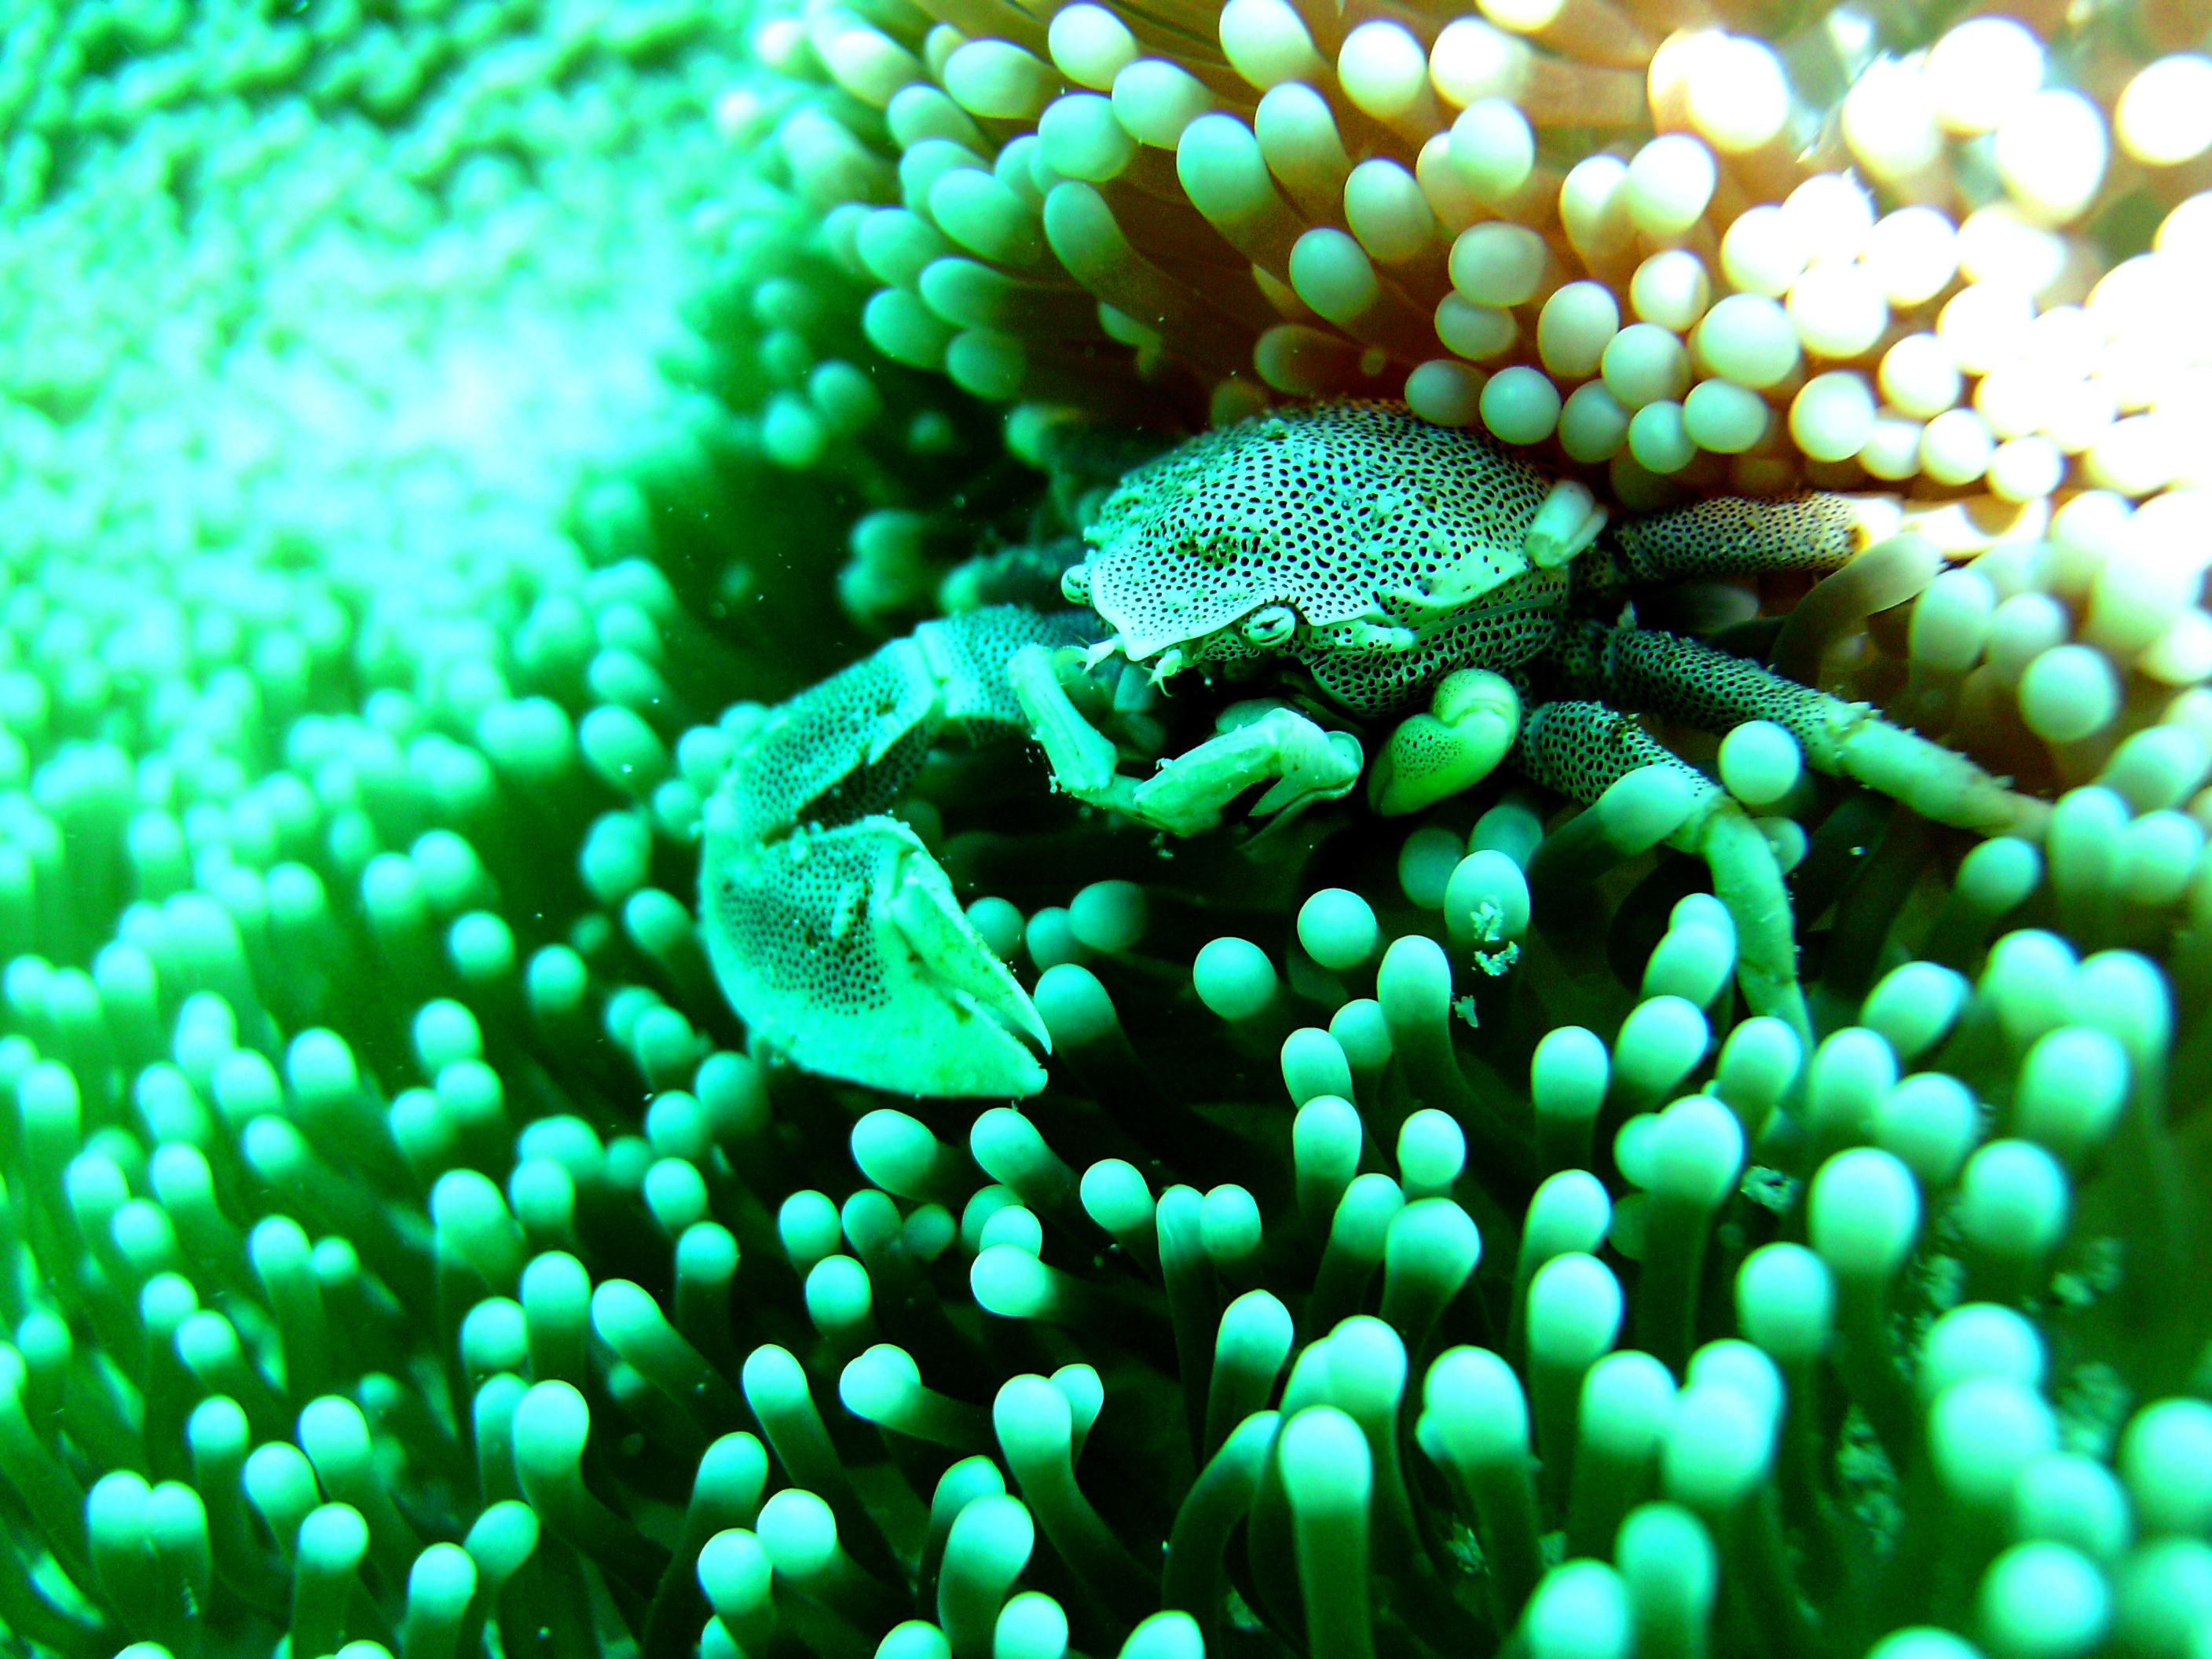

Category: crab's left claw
[1368, 669, 1523, 816]
[702, 811, 1049, 1097]
[1523, 478, 1608, 569]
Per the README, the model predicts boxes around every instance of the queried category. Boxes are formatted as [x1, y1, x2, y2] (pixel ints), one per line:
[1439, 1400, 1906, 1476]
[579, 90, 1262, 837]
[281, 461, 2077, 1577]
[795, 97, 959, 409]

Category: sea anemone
[0, 2, 2210, 1659]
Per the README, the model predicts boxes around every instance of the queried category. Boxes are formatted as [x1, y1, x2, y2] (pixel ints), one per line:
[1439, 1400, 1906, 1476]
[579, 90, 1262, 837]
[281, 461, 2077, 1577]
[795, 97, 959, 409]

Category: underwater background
[0, 2, 2210, 1658]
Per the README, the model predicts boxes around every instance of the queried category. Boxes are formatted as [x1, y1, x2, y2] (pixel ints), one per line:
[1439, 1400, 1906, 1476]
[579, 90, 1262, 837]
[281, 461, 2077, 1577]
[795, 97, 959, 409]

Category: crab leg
[1514, 700, 1811, 1042]
[1608, 492, 1903, 582]
[1009, 645, 1364, 836]
[1553, 621, 2049, 840]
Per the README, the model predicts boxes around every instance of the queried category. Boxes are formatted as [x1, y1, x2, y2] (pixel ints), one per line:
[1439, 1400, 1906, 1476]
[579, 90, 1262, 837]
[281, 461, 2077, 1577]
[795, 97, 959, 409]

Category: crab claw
[1368, 669, 1522, 816]
[1523, 478, 1608, 569]
[701, 814, 1049, 1097]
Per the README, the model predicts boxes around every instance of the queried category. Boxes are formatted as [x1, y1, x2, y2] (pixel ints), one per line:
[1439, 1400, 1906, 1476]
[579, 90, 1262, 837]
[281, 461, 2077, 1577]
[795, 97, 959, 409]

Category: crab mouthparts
[1085, 633, 1190, 688]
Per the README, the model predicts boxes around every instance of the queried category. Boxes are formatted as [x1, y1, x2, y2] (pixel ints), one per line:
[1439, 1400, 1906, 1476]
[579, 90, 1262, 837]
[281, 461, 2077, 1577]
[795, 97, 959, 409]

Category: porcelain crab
[700, 401, 2047, 1097]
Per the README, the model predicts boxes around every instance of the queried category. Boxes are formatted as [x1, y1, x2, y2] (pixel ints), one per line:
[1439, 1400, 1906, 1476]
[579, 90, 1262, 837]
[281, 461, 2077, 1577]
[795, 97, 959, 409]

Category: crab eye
[1240, 604, 1297, 647]
[1060, 562, 1093, 606]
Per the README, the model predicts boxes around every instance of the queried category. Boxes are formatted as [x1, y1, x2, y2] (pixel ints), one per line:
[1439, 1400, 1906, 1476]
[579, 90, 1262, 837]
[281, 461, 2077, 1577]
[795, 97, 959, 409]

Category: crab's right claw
[701, 814, 1049, 1097]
